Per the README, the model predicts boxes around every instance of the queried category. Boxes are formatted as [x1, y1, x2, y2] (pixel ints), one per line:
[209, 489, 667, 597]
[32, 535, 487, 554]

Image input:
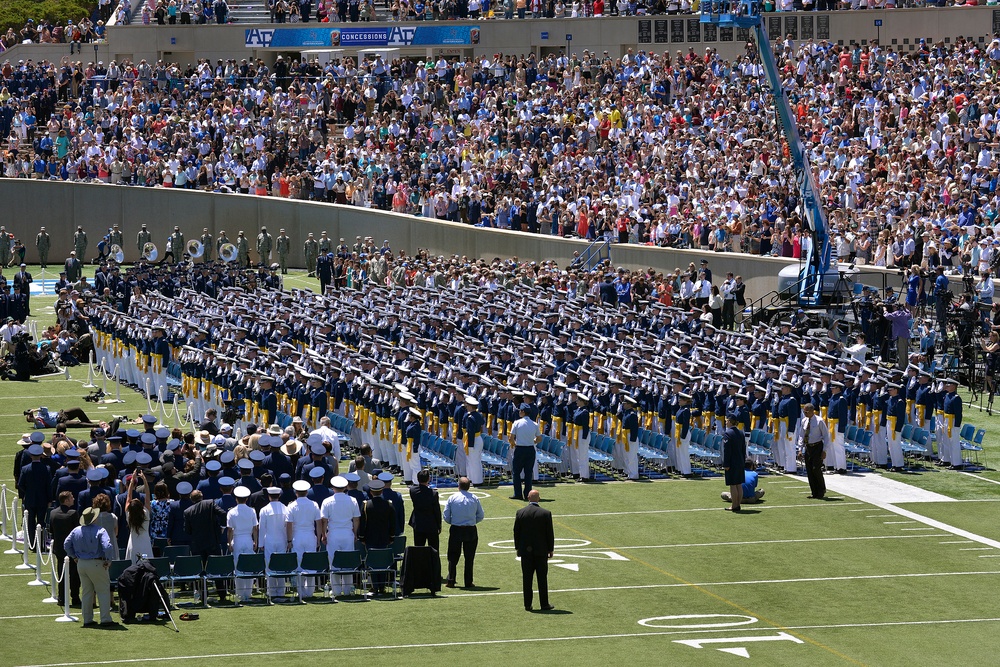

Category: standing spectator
[512, 489, 554, 612]
[49, 490, 81, 608]
[408, 469, 441, 551]
[508, 403, 541, 500]
[63, 506, 117, 626]
[442, 477, 484, 589]
[73, 226, 88, 265]
[884, 303, 912, 371]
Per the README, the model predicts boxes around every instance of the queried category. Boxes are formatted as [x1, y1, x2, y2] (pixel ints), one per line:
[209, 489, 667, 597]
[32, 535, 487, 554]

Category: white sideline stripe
[883, 521, 916, 524]
[957, 471, 1000, 487]
[866, 514, 896, 518]
[980, 555, 1000, 558]
[480, 502, 863, 521]
[16, 617, 1000, 667]
[477, 534, 948, 556]
[960, 548, 996, 551]
[446, 571, 1000, 598]
[0, 614, 61, 620]
[941, 541, 974, 544]
[0, 573, 34, 578]
[899, 528, 938, 531]
[871, 502, 1000, 550]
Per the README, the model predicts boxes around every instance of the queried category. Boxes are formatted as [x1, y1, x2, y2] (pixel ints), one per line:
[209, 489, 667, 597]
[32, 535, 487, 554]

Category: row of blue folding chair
[481, 435, 510, 469]
[419, 432, 457, 469]
[326, 411, 355, 436]
[537, 435, 565, 466]
[588, 434, 616, 464]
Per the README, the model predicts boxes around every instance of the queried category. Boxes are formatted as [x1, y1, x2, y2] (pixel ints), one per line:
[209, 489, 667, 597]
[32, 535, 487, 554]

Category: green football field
[2, 274, 1000, 667]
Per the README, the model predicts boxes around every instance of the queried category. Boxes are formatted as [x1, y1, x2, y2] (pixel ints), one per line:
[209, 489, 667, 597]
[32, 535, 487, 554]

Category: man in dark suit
[12, 263, 31, 316]
[64, 251, 82, 283]
[722, 415, 747, 512]
[408, 469, 441, 551]
[360, 479, 396, 594]
[49, 490, 81, 606]
[513, 489, 555, 612]
[183, 489, 229, 599]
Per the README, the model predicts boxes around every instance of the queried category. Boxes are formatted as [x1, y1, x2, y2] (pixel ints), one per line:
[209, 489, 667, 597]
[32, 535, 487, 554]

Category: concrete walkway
[821, 472, 954, 504]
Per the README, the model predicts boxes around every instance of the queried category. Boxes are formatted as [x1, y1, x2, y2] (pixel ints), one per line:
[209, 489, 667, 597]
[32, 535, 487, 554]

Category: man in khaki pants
[63, 507, 117, 626]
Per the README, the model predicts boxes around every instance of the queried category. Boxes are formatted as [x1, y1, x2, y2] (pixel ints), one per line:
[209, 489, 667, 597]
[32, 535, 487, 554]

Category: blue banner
[246, 25, 481, 49]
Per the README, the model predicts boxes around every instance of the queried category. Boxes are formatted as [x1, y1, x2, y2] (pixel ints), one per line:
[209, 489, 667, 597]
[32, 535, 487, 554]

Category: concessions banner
[245, 25, 481, 48]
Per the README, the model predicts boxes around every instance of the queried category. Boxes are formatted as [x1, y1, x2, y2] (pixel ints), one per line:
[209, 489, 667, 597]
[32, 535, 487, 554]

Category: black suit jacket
[13, 271, 32, 291]
[513, 503, 554, 558]
[407, 484, 441, 533]
[361, 496, 396, 548]
[183, 499, 227, 554]
[48, 505, 79, 555]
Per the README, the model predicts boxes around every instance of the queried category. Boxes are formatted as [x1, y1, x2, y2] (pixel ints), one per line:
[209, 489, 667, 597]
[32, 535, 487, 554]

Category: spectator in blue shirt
[63, 507, 117, 626]
[722, 460, 765, 505]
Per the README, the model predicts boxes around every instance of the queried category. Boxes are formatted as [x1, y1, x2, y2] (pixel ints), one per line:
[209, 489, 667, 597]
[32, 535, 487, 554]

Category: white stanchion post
[0, 485, 10, 542]
[173, 393, 183, 428]
[101, 360, 109, 394]
[4, 497, 21, 553]
[28, 525, 48, 586]
[16, 512, 34, 570]
[114, 364, 123, 403]
[83, 352, 97, 389]
[55, 557, 78, 623]
[64, 365, 71, 380]
[42, 542, 58, 602]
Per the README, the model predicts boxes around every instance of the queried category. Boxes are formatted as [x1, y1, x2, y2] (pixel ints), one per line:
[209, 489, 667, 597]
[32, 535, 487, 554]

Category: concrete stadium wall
[0, 179, 809, 298]
[2, 10, 995, 72]
[65, 8, 1000, 67]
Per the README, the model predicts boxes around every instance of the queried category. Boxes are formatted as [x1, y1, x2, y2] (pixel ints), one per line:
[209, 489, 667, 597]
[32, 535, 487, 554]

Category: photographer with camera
[933, 265, 952, 347]
[981, 331, 1000, 414]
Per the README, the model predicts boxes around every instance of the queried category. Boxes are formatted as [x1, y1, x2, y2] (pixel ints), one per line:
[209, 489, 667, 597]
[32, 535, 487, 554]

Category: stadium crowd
[4, 33, 1000, 275]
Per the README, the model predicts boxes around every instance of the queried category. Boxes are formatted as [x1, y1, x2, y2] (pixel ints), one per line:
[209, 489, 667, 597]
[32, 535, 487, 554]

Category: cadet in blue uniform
[722, 415, 747, 511]
[673, 393, 693, 476]
[18, 442, 52, 532]
[571, 392, 592, 480]
[776, 382, 800, 473]
[404, 407, 423, 483]
[826, 382, 849, 474]
[940, 378, 964, 468]
[884, 383, 907, 470]
[621, 395, 640, 480]
[463, 396, 486, 485]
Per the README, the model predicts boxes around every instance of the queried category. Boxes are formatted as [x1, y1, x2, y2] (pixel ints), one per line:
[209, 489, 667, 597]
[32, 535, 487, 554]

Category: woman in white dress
[124, 470, 153, 563]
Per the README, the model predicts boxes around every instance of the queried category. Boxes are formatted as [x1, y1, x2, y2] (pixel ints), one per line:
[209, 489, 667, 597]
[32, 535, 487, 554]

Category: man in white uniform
[320, 476, 361, 596]
[257, 487, 290, 598]
[286, 480, 321, 598]
[226, 486, 258, 602]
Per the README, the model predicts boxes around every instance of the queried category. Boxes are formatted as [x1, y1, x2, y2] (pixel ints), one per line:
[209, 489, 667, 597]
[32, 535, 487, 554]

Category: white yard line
[16, 616, 1000, 667]
[445, 570, 1000, 598]
[477, 534, 947, 556]
[480, 502, 863, 521]
[957, 471, 1000, 487]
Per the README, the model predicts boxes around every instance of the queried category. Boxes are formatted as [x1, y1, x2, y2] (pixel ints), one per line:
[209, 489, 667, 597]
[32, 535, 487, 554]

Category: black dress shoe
[541, 604, 555, 611]
[509, 496, 524, 500]
[525, 606, 533, 611]
[445, 582, 456, 588]
[82, 622, 98, 628]
[807, 495, 824, 499]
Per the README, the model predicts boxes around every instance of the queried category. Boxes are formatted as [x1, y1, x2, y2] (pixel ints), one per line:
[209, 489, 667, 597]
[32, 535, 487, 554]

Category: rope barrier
[54, 557, 78, 623]
[4, 496, 21, 554]
[16, 512, 35, 570]
[100, 359, 109, 394]
[145, 377, 156, 415]
[172, 393, 185, 428]
[28, 525, 49, 587]
[114, 364, 123, 403]
[158, 385, 170, 423]
[42, 540, 60, 604]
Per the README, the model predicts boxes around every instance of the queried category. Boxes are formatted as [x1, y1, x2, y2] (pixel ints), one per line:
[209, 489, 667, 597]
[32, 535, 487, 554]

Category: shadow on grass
[530, 608, 573, 615]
